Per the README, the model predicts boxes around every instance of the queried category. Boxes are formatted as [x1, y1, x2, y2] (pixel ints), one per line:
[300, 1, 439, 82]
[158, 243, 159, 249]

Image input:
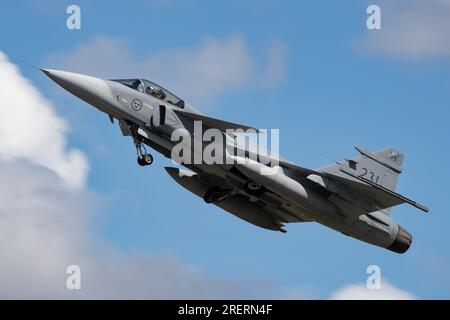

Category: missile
[233, 158, 344, 221]
[165, 167, 285, 232]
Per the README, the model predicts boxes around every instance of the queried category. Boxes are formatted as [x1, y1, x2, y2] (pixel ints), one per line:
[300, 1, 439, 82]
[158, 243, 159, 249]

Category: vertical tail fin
[319, 146, 405, 192]
[353, 146, 404, 191]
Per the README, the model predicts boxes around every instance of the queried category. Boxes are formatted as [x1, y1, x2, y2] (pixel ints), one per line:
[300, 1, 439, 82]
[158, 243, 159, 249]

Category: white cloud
[357, 0, 450, 60]
[330, 281, 416, 300]
[0, 160, 306, 299]
[45, 34, 285, 104]
[0, 160, 252, 299]
[0, 52, 88, 189]
[264, 39, 285, 84]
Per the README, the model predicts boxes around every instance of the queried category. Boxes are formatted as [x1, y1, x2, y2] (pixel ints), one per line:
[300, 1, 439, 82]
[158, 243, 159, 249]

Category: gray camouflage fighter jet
[42, 69, 428, 254]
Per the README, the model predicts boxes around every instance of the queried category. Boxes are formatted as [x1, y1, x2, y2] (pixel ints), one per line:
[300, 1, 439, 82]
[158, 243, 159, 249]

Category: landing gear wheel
[137, 156, 146, 166]
[203, 187, 223, 204]
[244, 180, 263, 196]
[137, 154, 153, 166]
[143, 153, 153, 165]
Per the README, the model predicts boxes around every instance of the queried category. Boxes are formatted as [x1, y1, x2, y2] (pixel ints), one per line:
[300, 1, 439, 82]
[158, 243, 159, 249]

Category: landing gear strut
[134, 138, 153, 166]
[203, 187, 236, 204]
[203, 187, 223, 204]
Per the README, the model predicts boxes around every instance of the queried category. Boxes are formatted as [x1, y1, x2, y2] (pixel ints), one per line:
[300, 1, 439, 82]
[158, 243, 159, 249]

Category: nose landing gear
[134, 138, 153, 166]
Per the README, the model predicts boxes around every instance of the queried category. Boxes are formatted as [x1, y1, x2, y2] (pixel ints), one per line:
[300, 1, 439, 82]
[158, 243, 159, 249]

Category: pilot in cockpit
[146, 86, 166, 100]
[145, 86, 154, 96]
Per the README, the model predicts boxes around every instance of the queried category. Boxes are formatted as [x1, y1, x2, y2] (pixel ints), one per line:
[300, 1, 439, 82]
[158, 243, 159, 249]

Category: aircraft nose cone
[42, 69, 116, 111]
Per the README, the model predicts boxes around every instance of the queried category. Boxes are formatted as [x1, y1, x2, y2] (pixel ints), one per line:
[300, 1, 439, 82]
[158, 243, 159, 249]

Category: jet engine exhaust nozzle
[387, 225, 412, 254]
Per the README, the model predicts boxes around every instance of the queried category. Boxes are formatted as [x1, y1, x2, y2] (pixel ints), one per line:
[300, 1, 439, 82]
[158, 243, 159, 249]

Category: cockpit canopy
[111, 79, 185, 108]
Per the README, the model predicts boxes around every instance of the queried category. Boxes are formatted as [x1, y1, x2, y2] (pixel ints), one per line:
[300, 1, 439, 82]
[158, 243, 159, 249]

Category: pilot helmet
[146, 86, 155, 94]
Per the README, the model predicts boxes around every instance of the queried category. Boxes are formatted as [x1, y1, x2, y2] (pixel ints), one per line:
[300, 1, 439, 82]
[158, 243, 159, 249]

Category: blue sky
[0, 0, 449, 299]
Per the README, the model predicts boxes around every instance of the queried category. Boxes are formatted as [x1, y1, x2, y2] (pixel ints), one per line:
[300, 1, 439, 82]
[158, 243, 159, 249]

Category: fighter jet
[42, 69, 428, 254]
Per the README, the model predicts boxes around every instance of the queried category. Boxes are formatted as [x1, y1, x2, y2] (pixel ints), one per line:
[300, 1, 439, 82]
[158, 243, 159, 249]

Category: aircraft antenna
[17, 59, 41, 71]
[321, 153, 342, 165]
[7, 55, 42, 72]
